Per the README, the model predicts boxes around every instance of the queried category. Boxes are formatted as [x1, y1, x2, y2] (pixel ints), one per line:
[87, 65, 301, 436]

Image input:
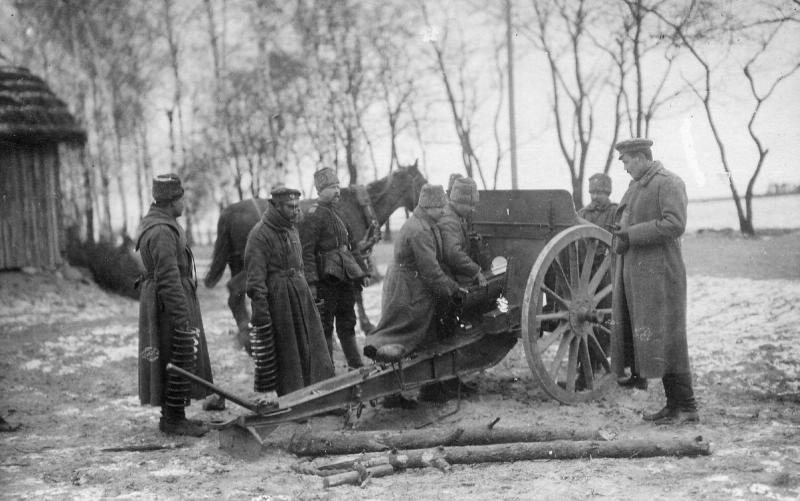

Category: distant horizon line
[689, 191, 800, 203]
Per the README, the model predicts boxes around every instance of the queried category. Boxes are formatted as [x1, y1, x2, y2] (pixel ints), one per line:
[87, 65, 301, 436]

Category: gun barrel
[166, 363, 260, 413]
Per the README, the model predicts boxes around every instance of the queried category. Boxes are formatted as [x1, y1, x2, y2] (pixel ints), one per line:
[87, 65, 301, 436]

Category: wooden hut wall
[0, 142, 63, 270]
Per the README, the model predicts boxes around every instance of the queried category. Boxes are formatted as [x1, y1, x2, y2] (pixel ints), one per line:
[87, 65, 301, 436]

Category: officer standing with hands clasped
[610, 138, 699, 425]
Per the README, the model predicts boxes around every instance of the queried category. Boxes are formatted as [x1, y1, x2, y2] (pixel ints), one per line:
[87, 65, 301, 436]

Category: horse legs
[226, 270, 252, 354]
[354, 288, 375, 335]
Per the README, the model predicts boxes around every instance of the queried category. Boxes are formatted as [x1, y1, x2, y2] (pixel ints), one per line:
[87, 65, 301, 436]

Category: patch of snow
[20, 359, 43, 370]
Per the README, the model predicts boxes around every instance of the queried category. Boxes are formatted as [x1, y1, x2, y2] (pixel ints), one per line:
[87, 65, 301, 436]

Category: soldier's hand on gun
[475, 271, 488, 287]
[361, 276, 371, 288]
[452, 286, 469, 306]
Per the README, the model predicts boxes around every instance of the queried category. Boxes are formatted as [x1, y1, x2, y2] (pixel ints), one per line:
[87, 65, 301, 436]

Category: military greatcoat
[438, 204, 480, 284]
[365, 207, 459, 353]
[611, 161, 690, 379]
[136, 205, 213, 406]
[245, 206, 334, 395]
[578, 200, 618, 231]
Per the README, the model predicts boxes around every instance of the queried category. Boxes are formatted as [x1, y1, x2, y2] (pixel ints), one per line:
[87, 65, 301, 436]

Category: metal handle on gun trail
[165, 363, 278, 415]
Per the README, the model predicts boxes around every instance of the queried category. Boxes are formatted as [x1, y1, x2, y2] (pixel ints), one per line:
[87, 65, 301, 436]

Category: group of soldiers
[135, 137, 697, 437]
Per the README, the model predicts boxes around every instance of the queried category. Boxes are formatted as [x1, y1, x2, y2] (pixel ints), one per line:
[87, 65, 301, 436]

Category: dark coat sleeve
[298, 212, 321, 284]
[244, 227, 272, 326]
[412, 225, 459, 298]
[146, 225, 190, 329]
[439, 215, 480, 279]
[628, 175, 687, 246]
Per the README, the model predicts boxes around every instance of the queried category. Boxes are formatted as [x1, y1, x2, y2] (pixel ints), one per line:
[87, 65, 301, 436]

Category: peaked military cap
[314, 167, 340, 193]
[588, 173, 612, 194]
[270, 186, 301, 202]
[615, 138, 653, 155]
[152, 173, 184, 202]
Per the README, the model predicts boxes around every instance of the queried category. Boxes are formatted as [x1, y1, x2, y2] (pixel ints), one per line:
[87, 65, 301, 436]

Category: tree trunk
[82, 150, 95, 243]
[289, 425, 604, 456]
[571, 175, 584, 210]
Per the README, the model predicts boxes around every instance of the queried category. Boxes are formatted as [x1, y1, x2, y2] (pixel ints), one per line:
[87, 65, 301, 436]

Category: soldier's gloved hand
[452, 287, 469, 306]
[361, 276, 371, 288]
[251, 310, 272, 329]
[475, 271, 488, 287]
[612, 227, 630, 254]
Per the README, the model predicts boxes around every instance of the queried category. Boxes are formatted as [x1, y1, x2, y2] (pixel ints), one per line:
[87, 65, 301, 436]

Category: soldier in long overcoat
[610, 138, 698, 424]
[299, 168, 367, 370]
[245, 187, 334, 398]
[137, 174, 214, 437]
[363, 184, 460, 363]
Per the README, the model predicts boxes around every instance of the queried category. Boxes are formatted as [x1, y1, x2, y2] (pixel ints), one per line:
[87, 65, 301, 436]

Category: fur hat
[449, 176, 479, 206]
[314, 167, 340, 193]
[271, 186, 301, 202]
[614, 138, 653, 156]
[446, 173, 464, 195]
[417, 183, 447, 209]
[152, 173, 184, 203]
[588, 173, 612, 194]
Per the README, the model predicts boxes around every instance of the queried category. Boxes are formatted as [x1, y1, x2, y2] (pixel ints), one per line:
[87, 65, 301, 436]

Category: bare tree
[740, 24, 800, 232]
[523, 0, 603, 208]
[652, 0, 800, 235]
[420, 1, 488, 188]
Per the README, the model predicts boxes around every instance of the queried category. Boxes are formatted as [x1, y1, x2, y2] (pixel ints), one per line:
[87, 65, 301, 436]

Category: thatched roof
[0, 66, 86, 144]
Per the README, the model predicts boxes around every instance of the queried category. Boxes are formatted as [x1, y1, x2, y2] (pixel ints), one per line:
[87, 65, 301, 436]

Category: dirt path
[1, 233, 799, 500]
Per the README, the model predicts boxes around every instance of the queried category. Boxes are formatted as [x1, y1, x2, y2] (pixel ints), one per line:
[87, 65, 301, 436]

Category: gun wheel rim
[521, 224, 615, 404]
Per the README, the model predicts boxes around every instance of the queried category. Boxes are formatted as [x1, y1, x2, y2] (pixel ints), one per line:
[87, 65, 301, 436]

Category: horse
[204, 161, 427, 351]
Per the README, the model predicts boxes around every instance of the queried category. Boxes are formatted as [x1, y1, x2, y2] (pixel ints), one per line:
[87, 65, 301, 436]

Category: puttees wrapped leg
[251, 321, 279, 393]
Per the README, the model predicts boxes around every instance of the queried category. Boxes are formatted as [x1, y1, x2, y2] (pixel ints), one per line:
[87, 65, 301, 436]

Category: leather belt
[271, 268, 304, 278]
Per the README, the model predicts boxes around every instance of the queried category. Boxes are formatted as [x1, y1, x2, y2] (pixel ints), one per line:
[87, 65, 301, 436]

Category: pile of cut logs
[289, 420, 711, 488]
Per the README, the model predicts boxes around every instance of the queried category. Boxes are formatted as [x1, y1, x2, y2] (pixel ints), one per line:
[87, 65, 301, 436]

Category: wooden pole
[288, 425, 604, 456]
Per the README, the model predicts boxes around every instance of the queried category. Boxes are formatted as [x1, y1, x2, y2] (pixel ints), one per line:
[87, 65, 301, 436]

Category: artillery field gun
[171, 189, 616, 450]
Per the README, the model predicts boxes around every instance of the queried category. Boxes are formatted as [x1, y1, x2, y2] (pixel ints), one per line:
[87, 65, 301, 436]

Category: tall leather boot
[669, 373, 699, 423]
[339, 334, 364, 369]
[643, 374, 676, 422]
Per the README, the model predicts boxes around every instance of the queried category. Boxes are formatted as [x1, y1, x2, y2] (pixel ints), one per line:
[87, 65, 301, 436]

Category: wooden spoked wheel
[521, 224, 615, 404]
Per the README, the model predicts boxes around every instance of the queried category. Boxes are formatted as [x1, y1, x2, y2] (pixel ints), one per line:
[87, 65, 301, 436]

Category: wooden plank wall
[0, 142, 63, 270]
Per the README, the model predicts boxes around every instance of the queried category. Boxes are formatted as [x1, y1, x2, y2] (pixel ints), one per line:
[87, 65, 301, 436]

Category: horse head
[388, 159, 427, 213]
